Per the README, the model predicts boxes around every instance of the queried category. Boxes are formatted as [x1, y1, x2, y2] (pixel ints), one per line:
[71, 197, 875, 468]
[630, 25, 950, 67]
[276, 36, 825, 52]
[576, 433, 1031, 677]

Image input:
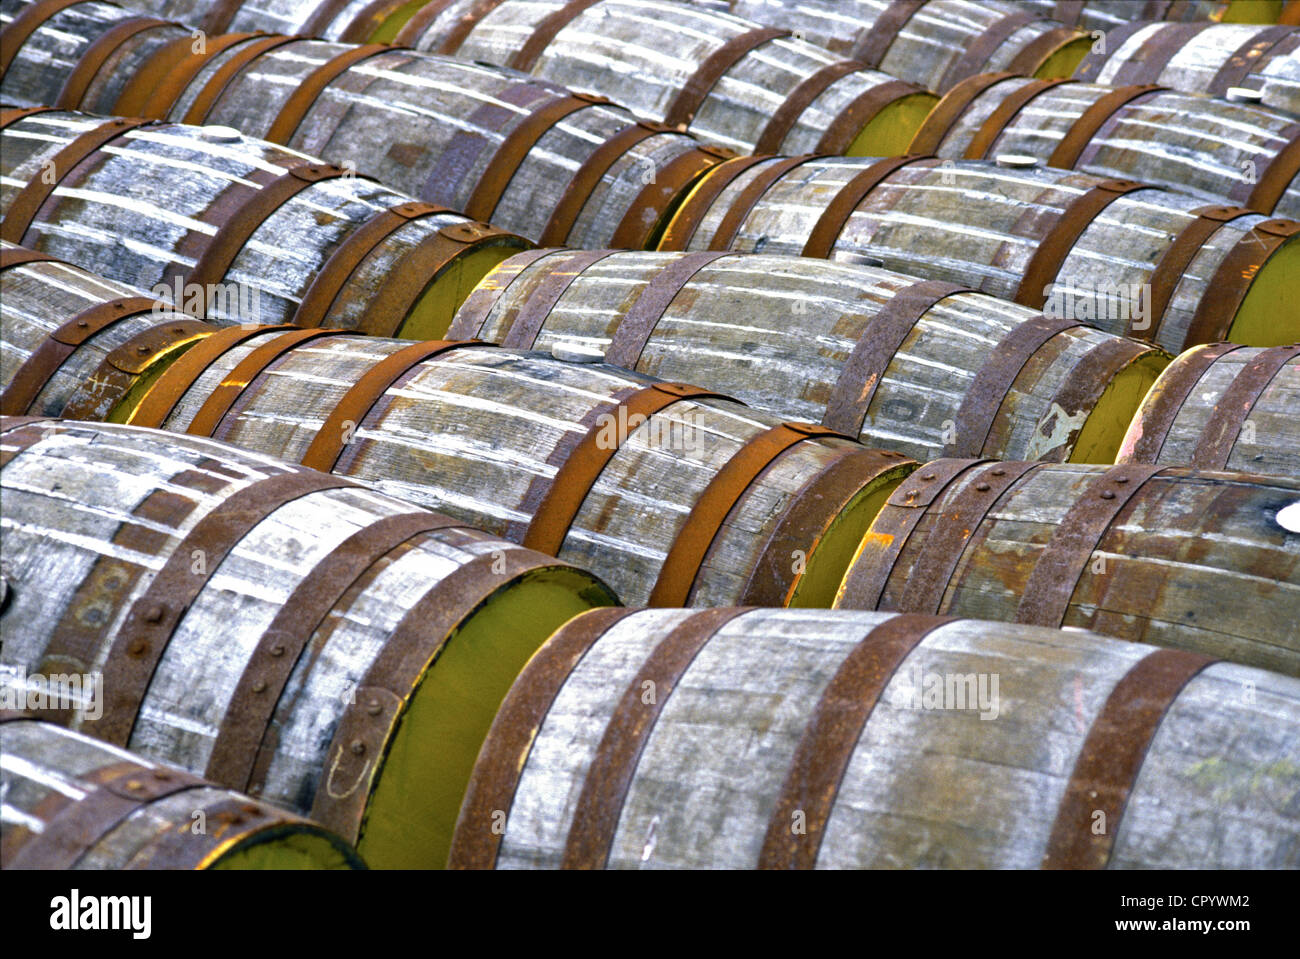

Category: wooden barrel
[1, 719, 365, 870]
[671, 0, 1094, 93]
[0, 416, 616, 868]
[834, 460, 1300, 676]
[1117, 342, 1299, 476]
[0, 0, 732, 251]
[912, 74, 1300, 219]
[450, 606, 1300, 869]
[0, 109, 528, 336]
[392, 0, 939, 156]
[1, 242, 220, 421]
[1074, 22, 1300, 115]
[1018, 1, 1289, 32]
[116, 328, 916, 608]
[659, 154, 1300, 354]
[450, 249, 1170, 464]
[119, 0, 433, 42]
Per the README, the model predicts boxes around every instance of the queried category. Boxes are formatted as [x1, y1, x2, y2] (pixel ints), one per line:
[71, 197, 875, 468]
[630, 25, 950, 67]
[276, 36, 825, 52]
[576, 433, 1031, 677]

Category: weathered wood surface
[0, 719, 364, 869]
[664, 155, 1300, 353]
[1117, 342, 1299, 475]
[0, 417, 614, 867]
[450, 607, 1300, 869]
[91, 0, 421, 40]
[835, 461, 1300, 676]
[1017, 0, 1285, 32]
[0, 111, 527, 336]
[922, 76, 1300, 218]
[676, 0, 1092, 92]
[126, 330, 915, 608]
[1076, 22, 1300, 114]
[394, 0, 937, 156]
[451, 248, 1169, 464]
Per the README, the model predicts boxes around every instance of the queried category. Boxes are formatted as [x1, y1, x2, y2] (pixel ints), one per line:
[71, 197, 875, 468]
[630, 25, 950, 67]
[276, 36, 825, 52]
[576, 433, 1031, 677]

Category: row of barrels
[3, 420, 1298, 868]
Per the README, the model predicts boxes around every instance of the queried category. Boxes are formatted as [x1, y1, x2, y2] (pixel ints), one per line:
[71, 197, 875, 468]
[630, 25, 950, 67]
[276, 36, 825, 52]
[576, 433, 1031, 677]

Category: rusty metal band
[945, 315, 1082, 457]
[758, 613, 956, 869]
[0, 418, 54, 469]
[648, 423, 850, 607]
[656, 155, 771, 252]
[850, 0, 925, 67]
[0, 0, 87, 78]
[126, 797, 290, 870]
[0, 245, 62, 271]
[1142, 204, 1253, 340]
[611, 146, 733, 250]
[663, 27, 790, 128]
[1147, 0, 1176, 15]
[88, 469, 361, 746]
[1052, 0, 1085, 24]
[1283, 1, 1300, 25]
[894, 461, 1040, 614]
[130, 32, 263, 119]
[1072, 20, 1151, 83]
[181, 34, 305, 125]
[707, 155, 817, 252]
[741, 447, 914, 606]
[1184, 218, 1298, 347]
[264, 43, 393, 145]
[0, 296, 160, 416]
[187, 162, 350, 292]
[1208, 25, 1295, 94]
[1111, 21, 1209, 86]
[0, 117, 154, 245]
[1123, 343, 1242, 462]
[1013, 178, 1146, 308]
[1042, 648, 1216, 869]
[562, 607, 753, 868]
[499, 249, 618, 349]
[0, 105, 58, 132]
[128, 324, 291, 429]
[338, 0, 414, 41]
[1191, 344, 1300, 469]
[603, 251, 735, 368]
[521, 382, 729, 555]
[465, 92, 608, 221]
[539, 120, 673, 246]
[202, 0, 246, 34]
[511, 0, 602, 70]
[822, 279, 971, 437]
[1037, 337, 1157, 464]
[801, 156, 931, 258]
[301, 339, 484, 472]
[906, 71, 1018, 155]
[446, 248, 562, 339]
[1240, 126, 1300, 214]
[756, 59, 867, 154]
[53, 16, 174, 110]
[290, 200, 450, 330]
[434, 0, 510, 54]
[817, 79, 921, 154]
[938, 11, 1037, 93]
[206, 510, 467, 790]
[1005, 24, 1084, 75]
[963, 78, 1074, 160]
[1048, 84, 1165, 169]
[1015, 464, 1164, 628]
[299, 0, 361, 37]
[3, 762, 207, 870]
[447, 606, 634, 868]
[0, 414, 51, 435]
[393, 0, 460, 45]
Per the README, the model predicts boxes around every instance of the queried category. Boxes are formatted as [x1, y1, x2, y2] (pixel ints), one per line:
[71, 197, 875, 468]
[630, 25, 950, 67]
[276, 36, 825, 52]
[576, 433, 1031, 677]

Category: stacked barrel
[1, 0, 1297, 872]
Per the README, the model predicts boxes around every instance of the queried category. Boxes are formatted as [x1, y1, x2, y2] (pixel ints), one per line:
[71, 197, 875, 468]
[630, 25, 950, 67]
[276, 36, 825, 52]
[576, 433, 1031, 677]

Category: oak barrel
[0, 416, 616, 867]
[115, 0, 431, 41]
[450, 606, 1300, 869]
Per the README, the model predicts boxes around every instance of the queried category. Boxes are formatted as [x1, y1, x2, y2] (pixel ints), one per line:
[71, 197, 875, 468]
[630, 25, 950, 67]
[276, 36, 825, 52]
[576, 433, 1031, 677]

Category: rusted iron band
[1006, 24, 1084, 75]
[522, 382, 729, 556]
[339, 0, 415, 41]
[447, 248, 563, 339]
[1184, 217, 1297, 348]
[1191, 344, 1300, 469]
[938, 11, 1037, 93]
[817, 79, 921, 154]
[851, 0, 924, 67]
[392, 0, 461, 45]
[0, 417, 55, 469]
[54, 16, 174, 110]
[907, 72, 1018, 155]
[436, 0, 510, 53]
[963, 78, 1074, 160]
[202, 0, 246, 34]
[1143, 204, 1254, 341]
[664, 27, 790, 128]
[511, 0, 602, 70]
[1036, 336, 1157, 464]
[207, 510, 466, 791]
[1241, 126, 1300, 214]
[1014, 178, 1147, 308]
[266, 43, 393, 145]
[1208, 25, 1295, 94]
[1016, 464, 1164, 628]
[0, 106, 57, 132]
[1, 117, 154, 246]
[562, 607, 753, 868]
[1111, 22, 1210, 86]
[0, 246, 61, 271]
[894, 461, 1039, 614]
[539, 120, 672, 246]
[604, 251, 734, 368]
[611, 146, 733, 250]
[758, 613, 956, 869]
[656, 155, 770, 252]
[0, 0, 87, 78]
[126, 796, 289, 870]
[1049, 84, 1165, 169]
[822, 279, 970, 437]
[500, 249, 618, 349]
[1042, 648, 1216, 869]
[1052, 1, 1085, 25]
[706, 155, 816, 252]
[300, 0, 361, 37]
[124, 31, 255, 119]
[0, 296, 160, 416]
[1072, 21, 1150, 83]
[757, 60, 866, 155]
[181, 34, 305, 125]
[1121, 343, 1241, 463]
[448, 607, 634, 868]
[946, 315, 1082, 457]
[801, 156, 931, 258]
